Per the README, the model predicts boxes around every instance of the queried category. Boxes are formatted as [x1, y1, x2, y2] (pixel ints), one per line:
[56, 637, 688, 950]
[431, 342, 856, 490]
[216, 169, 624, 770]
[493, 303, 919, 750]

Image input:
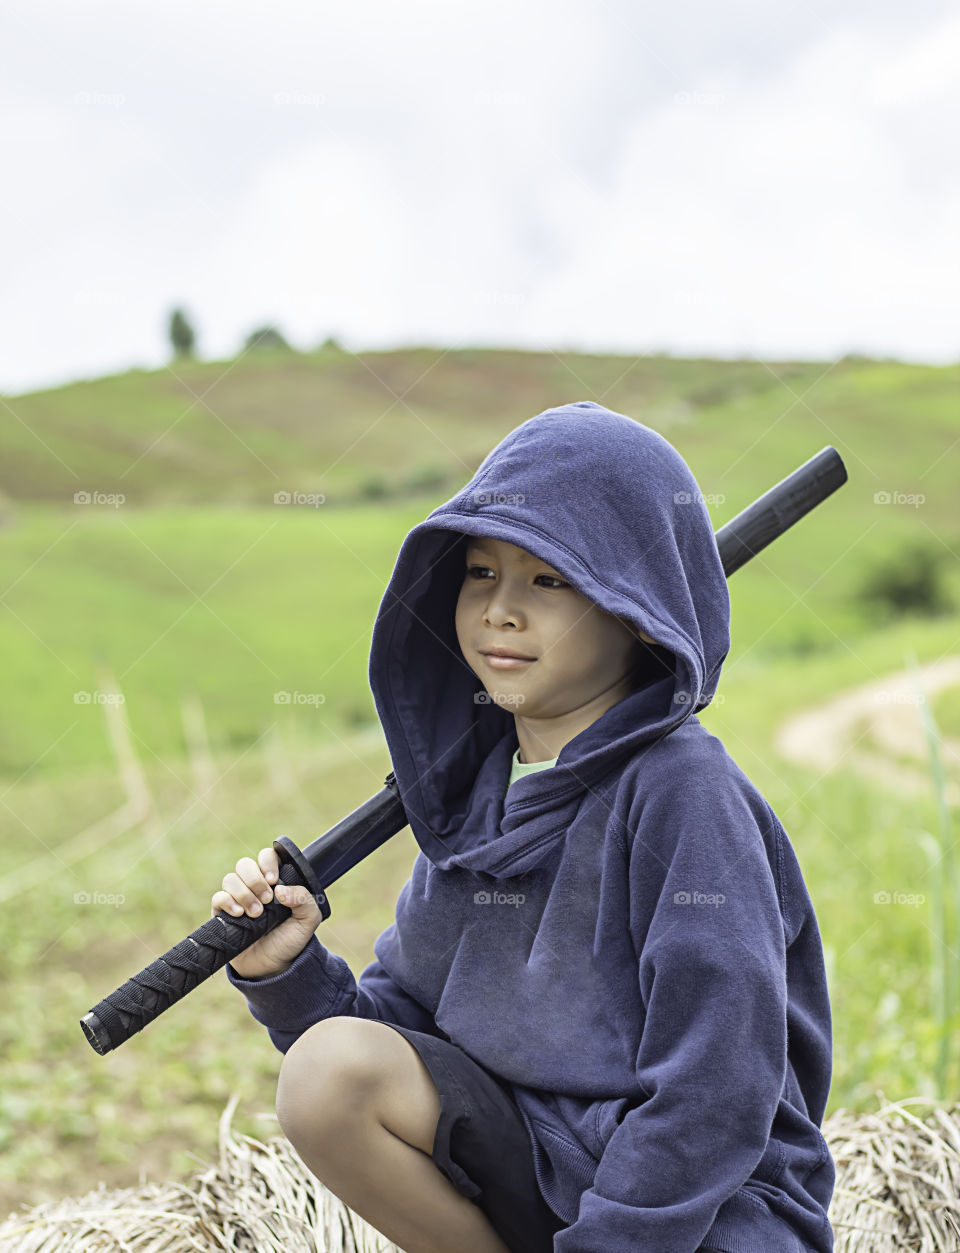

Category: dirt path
[774, 656, 960, 806]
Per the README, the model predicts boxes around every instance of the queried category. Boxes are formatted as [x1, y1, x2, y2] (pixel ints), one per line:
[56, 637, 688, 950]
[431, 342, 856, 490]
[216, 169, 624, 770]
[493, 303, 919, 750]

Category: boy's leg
[276, 1017, 513, 1253]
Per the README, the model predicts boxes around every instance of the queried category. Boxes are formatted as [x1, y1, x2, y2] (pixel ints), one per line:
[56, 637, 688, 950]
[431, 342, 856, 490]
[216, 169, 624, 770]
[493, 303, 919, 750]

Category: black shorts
[380, 1023, 567, 1253]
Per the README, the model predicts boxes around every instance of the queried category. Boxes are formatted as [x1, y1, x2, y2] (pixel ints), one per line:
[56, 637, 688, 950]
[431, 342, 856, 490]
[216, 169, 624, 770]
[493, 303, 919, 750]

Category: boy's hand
[212, 846, 325, 981]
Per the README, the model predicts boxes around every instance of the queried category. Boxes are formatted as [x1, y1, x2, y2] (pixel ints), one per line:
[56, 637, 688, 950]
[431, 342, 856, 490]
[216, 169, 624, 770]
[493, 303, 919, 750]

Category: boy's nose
[482, 594, 521, 625]
[483, 602, 522, 628]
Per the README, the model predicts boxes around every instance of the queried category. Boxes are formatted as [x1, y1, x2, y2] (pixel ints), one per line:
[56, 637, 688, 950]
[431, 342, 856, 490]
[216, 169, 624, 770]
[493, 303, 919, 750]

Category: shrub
[855, 538, 955, 622]
[243, 325, 291, 352]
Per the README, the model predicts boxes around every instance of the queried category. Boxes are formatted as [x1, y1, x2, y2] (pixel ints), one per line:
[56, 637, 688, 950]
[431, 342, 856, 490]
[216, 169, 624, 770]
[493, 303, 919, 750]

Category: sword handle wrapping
[80, 836, 329, 1055]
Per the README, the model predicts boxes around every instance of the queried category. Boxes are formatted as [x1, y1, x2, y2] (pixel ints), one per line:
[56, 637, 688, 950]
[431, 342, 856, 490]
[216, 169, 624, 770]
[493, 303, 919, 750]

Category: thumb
[277, 883, 318, 911]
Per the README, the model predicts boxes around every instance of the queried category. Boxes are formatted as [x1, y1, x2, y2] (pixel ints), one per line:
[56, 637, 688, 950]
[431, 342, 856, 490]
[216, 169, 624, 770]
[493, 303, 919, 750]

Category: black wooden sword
[81, 444, 847, 1054]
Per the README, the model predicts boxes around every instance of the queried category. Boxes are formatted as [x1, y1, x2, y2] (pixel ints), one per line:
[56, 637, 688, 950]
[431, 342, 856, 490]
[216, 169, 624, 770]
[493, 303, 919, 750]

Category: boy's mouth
[478, 646, 537, 669]
[481, 654, 534, 670]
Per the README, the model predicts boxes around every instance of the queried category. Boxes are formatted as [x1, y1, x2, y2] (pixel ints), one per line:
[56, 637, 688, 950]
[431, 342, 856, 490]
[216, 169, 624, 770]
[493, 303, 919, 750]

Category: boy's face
[455, 536, 656, 719]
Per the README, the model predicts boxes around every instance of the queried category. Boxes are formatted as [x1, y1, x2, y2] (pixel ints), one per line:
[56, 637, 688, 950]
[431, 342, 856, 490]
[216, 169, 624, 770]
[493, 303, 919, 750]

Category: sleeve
[553, 780, 789, 1253]
[224, 931, 444, 1055]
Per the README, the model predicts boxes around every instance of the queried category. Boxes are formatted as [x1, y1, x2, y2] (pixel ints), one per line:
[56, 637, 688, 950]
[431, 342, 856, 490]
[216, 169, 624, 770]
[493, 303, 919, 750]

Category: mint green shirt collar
[507, 746, 560, 789]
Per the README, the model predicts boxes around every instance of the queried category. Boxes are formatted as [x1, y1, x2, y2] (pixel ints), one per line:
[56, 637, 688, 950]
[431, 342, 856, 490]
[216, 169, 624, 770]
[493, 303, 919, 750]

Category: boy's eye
[464, 565, 569, 589]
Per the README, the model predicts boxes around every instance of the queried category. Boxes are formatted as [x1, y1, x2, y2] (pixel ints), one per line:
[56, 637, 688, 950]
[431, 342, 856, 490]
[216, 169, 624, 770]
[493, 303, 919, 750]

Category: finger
[223, 871, 267, 914]
[211, 890, 244, 918]
[259, 847, 280, 883]
[277, 884, 318, 912]
[236, 856, 274, 905]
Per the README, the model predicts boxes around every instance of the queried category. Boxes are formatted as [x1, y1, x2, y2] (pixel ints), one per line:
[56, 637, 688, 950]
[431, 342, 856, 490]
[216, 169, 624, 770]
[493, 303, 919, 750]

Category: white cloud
[0, 3, 956, 396]
[518, 19, 960, 361]
[869, 10, 960, 105]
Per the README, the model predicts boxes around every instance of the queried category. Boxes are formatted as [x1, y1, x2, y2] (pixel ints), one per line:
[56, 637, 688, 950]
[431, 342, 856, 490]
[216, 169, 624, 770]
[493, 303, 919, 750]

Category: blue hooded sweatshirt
[226, 401, 836, 1253]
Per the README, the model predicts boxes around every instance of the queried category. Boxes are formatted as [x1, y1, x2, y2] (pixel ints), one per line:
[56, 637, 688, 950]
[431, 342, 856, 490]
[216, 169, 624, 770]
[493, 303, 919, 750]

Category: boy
[218, 401, 835, 1253]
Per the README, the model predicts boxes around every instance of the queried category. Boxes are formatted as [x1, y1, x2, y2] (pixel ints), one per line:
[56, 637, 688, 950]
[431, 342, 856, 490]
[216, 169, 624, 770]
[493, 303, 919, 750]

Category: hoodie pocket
[530, 1116, 599, 1184]
[592, 1094, 636, 1159]
[546, 1093, 637, 1162]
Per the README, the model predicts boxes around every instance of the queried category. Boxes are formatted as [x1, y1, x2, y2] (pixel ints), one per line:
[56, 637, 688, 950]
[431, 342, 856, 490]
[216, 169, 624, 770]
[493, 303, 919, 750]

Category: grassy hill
[1, 346, 957, 779]
[3, 344, 957, 511]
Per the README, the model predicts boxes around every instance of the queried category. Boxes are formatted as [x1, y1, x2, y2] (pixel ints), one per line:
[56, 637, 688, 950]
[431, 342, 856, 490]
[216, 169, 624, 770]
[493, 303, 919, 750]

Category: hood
[367, 400, 731, 876]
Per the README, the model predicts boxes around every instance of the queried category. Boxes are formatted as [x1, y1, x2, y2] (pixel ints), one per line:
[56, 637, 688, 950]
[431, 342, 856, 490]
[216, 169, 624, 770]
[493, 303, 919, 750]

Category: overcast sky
[1, 0, 957, 397]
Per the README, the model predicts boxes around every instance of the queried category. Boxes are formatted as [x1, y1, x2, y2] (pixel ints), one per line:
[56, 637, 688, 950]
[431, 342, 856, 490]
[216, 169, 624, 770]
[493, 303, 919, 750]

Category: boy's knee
[276, 1018, 385, 1147]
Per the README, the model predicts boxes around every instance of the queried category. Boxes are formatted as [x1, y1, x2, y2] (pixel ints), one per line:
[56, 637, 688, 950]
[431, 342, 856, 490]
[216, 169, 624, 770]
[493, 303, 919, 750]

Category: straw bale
[5, 1091, 960, 1252]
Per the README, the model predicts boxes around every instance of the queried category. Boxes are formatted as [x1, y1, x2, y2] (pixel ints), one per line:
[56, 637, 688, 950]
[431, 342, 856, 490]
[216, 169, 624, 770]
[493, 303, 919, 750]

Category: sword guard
[273, 834, 332, 922]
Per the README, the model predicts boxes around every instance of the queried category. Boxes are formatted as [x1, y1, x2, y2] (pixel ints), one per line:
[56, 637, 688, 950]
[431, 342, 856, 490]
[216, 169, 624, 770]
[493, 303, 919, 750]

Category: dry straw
[827, 1093, 960, 1252]
[4, 1092, 960, 1252]
[0, 1094, 399, 1253]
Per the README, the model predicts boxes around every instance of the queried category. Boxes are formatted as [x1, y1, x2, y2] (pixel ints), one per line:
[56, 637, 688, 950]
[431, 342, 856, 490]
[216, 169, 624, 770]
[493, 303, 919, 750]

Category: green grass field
[2, 346, 958, 1215]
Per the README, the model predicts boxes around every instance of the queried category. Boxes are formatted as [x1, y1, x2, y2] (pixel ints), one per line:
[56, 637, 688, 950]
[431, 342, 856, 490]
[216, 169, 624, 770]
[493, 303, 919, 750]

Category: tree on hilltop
[243, 325, 291, 352]
[168, 307, 197, 359]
